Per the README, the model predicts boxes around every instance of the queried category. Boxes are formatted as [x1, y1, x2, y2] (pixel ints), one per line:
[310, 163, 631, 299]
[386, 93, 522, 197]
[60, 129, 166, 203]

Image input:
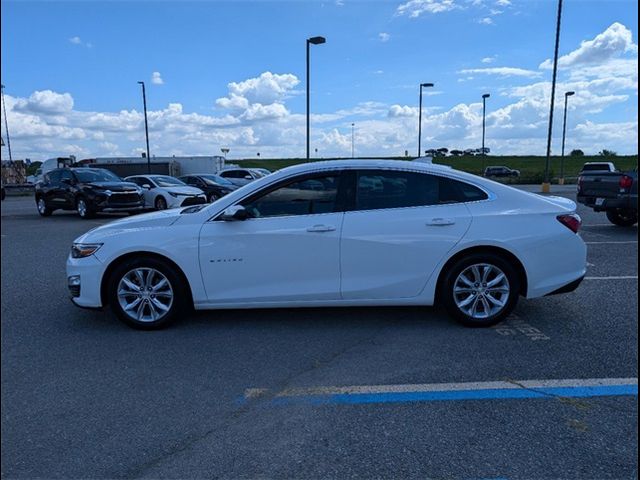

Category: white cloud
[495, 0, 510, 5]
[225, 71, 299, 104]
[396, 0, 458, 17]
[151, 71, 164, 85]
[540, 22, 638, 69]
[478, 17, 494, 25]
[14, 90, 74, 114]
[379, 32, 391, 42]
[388, 105, 418, 117]
[481, 56, 496, 64]
[69, 36, 82, 45]
[458, 67, 541, 78]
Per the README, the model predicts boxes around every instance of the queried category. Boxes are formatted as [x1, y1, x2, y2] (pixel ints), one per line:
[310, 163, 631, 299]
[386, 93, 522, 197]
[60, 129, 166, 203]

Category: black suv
[483, 166, 520, 178]
[178, 174, 239, 202]
[35, 168, 145, 218]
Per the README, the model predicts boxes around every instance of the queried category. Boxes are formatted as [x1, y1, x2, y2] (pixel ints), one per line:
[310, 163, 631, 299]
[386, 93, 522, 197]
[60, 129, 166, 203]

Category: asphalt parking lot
[1, 187, 637, 479]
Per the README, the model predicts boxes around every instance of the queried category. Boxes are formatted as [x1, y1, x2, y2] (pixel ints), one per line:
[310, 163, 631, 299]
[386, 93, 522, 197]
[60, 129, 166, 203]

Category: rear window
[354, 170, 487, 211]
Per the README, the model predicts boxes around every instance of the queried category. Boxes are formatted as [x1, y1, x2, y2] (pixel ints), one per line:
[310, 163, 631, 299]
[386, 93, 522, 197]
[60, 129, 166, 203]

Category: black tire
[207, 192, 219, 203]
[155, 196, 168, 210]
[108, 256, 188, 330]
[76, 197, 95, 219]
[1, 187, 5, 201]
[36, 196, 53, 217]
[440, 253, 520, 327]
[606, 208, 638, 227]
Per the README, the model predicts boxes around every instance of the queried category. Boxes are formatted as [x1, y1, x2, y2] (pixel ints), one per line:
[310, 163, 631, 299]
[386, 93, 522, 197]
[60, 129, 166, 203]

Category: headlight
[71, 243, 103, 258]
[168, 191, 180, 197]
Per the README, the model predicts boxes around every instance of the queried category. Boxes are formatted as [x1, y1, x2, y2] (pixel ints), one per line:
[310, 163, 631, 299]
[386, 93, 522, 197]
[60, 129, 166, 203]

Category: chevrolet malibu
[67, 160, 587, 330]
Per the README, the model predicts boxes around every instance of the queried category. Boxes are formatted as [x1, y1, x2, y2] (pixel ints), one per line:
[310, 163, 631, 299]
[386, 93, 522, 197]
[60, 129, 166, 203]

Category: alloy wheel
[453, 263, 510, 319]
[117, 267, 174, 323]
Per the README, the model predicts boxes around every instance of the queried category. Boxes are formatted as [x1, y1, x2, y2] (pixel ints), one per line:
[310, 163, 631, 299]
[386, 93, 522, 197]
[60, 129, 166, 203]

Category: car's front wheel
[108, 257, 187, 330]
[441, 253, 520, 327]
[606, 208, 638, 227]
[36, 197, 53, 216]
[207, 192, 219, 203]
[76, 197, 95, 219]
[155, 196, 168, 210]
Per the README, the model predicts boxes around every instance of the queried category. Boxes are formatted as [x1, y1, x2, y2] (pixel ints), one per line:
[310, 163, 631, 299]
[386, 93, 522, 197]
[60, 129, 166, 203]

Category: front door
[199, 172, 346, 304]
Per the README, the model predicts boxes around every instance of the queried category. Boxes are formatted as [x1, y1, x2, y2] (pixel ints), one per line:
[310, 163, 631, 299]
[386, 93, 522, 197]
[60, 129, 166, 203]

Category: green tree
[570, 149, 584, 157]
[598, 149, 618, 157]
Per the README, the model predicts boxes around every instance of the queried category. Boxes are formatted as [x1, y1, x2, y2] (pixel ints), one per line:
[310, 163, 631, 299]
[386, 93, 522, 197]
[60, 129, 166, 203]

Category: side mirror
[220, 205, 249, 221]
[142, 184, 152, 190]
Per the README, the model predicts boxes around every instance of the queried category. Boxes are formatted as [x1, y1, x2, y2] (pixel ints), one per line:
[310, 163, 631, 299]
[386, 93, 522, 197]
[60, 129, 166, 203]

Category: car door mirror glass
[142, 184, 152, 190]
[220, 205, 249, 221]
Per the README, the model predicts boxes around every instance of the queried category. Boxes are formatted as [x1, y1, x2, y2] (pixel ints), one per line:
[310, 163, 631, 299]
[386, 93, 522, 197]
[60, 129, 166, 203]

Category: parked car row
[34, 167, 270, 219]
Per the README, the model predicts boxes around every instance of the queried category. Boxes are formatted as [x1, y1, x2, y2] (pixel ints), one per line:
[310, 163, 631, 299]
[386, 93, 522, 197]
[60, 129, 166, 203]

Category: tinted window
[149, 175, 186, 187]
[47, 170, 62, 183]
[74, 169, 121, 183]
[60, 169, 74, 182]
[242, 174, 340, 218]
[200, 174, 234, 186]
[222, 170, 248, 179]
[355, 170, 487, 211]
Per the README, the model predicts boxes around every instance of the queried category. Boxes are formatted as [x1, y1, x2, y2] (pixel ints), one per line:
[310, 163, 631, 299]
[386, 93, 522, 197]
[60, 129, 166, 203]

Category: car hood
[74, 209, 183, 243]
[84, 181, 140, 191]
[165, 186, 203, 195]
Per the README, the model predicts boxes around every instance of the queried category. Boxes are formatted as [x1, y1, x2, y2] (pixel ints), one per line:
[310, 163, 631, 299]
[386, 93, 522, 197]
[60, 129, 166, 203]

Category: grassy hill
[232, 155, 638, 184]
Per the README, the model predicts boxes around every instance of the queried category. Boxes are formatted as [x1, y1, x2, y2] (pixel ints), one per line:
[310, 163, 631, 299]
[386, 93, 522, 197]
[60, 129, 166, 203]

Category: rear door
[340, 170, 474, 300]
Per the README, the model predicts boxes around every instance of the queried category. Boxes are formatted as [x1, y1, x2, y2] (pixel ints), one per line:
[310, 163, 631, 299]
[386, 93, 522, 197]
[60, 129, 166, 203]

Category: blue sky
[1, 0, 637, 160]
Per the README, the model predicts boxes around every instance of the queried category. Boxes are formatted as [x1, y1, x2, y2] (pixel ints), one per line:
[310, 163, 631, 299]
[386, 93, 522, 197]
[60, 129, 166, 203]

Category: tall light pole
[481, 93, 490, 172]
[543, 0, 564, 193]
[306, 36, 326, 160]
[418, 82, 434, 157]
[351, 123, 355, 158]
[137, 81, 151, 174]
[1, 84, 13, 163]
[559, 90, 575, 185]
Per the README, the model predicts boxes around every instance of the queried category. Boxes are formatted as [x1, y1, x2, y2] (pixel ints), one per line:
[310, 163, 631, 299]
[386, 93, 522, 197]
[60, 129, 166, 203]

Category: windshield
[200, 174, 234, 186]
[74, 169, 122, 183]
[149, 175, 187, 187]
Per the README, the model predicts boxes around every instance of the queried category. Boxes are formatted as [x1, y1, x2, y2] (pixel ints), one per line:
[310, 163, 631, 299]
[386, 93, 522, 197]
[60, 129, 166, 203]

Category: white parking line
[585, 241, 638, 245]
[584, 276, 638, 280]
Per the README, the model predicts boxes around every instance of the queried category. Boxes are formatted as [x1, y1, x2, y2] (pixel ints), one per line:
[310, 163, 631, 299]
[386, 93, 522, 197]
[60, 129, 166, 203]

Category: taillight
[619, 175, 633, 190]
[557, 214, 582, 233]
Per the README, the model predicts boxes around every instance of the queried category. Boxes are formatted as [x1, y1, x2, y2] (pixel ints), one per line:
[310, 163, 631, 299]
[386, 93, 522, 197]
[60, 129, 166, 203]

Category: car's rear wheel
[155, 196, 168, 210]
[108, 257, 187, 330]
[606, 208, 637, 227]
[36, 197, 52, 216]
[76, 197, 95, 219]
[441, 253, 520, 327]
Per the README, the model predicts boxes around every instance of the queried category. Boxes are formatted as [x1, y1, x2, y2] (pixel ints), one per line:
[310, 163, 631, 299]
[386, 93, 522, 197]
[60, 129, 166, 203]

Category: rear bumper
[577, 194, 637, 212]
[544, 275, 584, 296]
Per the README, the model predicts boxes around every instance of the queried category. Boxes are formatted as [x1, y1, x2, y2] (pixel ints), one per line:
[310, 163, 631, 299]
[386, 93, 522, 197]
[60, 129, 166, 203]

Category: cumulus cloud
[151, 72, 164, 85]
[224, 71, 299, 104]
[396, 0, 457, 17]
[388, 105, 418, 117]
[458, 67, 541, 78]
[69, 36, 91, 48]
[379, 32, 391, 42]
[481, 56, 496, 64]
[478, 17, 494, 25]
[14, 90, 74, 114]
[540, 22, 638, 69]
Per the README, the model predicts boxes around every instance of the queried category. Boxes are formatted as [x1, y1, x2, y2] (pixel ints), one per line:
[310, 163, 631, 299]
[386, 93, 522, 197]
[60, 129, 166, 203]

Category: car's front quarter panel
[66, 217, 206, 309]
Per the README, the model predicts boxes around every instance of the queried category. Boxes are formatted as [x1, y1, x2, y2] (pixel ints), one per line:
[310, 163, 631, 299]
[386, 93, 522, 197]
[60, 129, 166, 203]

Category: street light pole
[306, 36, 326, 160]
[351, 123, 355, 158]
[482, 93, 490, 172]
[137, 81, 151, 174]
[543, 0, 564, 193]
[1, 84, 13, 163]
[560, 90, 575, 185]
[418, 82, 434, 157]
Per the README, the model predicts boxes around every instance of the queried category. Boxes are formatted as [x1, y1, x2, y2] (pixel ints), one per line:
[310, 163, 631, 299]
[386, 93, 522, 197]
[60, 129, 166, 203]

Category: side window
[355, 170, 439, 211]
[222, 170, 243, 179]
[439, 177, 488, 203]
[241, 174, 341, 218]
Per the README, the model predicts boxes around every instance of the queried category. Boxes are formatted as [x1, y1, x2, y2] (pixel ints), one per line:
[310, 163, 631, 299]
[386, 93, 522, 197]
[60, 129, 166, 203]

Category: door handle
[306, 225, 336, 232]
[426, 218, 456, 226]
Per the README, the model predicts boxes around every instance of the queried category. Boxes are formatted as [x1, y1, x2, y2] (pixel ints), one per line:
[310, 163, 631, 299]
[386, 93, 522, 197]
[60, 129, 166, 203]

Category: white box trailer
[92, 156, 226, 176]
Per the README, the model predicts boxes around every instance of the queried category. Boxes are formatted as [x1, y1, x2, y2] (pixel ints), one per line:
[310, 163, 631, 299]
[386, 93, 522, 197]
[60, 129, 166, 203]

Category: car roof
[276, 159, 454, 175]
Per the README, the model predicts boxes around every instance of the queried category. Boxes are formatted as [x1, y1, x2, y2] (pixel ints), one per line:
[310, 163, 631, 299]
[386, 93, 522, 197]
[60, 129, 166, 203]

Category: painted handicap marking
[492, 313, 550, 341]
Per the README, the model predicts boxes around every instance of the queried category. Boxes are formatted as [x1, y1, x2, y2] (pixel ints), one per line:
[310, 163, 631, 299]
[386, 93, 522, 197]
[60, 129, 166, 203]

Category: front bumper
[67, 254, 105, 308]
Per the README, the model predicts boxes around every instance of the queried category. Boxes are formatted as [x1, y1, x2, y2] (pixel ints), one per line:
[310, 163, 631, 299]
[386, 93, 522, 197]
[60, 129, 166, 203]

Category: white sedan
[68, 160, 587, 329]
[125, 175, 207, 210]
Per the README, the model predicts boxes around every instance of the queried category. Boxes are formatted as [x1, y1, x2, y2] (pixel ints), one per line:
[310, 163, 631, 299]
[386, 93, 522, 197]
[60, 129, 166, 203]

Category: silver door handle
[426, 218, 456, 226]
[307, 225, 336, 232]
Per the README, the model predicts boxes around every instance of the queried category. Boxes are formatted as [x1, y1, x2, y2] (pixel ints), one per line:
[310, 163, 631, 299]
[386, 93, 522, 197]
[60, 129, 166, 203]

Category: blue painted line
[270, 384, 637, 406]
